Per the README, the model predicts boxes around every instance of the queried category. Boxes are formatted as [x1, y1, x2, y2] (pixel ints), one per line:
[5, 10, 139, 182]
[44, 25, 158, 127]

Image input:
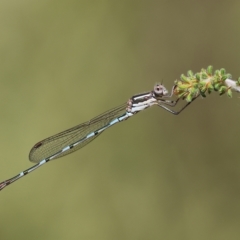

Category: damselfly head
[153, 83, 168, 96]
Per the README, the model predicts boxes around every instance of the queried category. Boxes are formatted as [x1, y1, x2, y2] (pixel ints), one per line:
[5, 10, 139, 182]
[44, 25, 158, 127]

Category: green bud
[201, 73, 208, 79]
[198, 80, 205, 87]
[212, 76, 218, 84]
[214, 83, 220, 91]
[226, 73, 232, 79]
[214, 70, 220, 76]
[207, 83, 214, 91]
[237, 77, 240, 86]
[227, 89, 232, 98]
[195, 73, 201, 81]
[200, 68, 206, 75]
[219, 86, 227, 95]
[221, 75, 227, 81]
[177, 84, 190, 90]
[180, 74, 190, 83]
[201, 86, 206, 92]
[220, 68, 226, 75]
[193, 82, 199, 89]
[207, 65, 213, 75]
[186, 93, 193, 102]
[216, 76, 221, 82]
[219, 85, 227, 91]
[187, 70, 194, 78]
[189, 88, 199, 98]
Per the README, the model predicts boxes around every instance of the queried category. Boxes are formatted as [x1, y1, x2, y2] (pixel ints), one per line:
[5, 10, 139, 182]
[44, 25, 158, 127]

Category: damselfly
[0, 84, 193, 191]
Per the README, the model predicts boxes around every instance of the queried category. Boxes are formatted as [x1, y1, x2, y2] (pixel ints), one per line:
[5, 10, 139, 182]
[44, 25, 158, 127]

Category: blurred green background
[1, 1, 240, 240]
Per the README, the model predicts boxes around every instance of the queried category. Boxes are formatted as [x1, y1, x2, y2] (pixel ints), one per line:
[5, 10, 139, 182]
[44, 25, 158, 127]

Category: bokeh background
[1, 1, 240, 240]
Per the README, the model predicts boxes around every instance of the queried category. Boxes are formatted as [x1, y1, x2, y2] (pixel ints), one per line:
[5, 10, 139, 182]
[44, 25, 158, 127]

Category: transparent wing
[29, 103, 127, 163]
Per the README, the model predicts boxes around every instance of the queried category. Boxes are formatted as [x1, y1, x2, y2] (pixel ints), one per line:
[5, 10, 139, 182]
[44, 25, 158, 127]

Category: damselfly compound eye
[154, 84, 168, 96]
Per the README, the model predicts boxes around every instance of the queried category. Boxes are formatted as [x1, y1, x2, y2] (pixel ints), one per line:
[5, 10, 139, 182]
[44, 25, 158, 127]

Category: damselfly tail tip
[0, 181, 7, 191]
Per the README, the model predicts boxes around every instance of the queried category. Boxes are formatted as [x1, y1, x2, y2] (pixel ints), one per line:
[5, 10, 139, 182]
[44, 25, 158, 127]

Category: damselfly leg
[158, 95, 199, 115]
